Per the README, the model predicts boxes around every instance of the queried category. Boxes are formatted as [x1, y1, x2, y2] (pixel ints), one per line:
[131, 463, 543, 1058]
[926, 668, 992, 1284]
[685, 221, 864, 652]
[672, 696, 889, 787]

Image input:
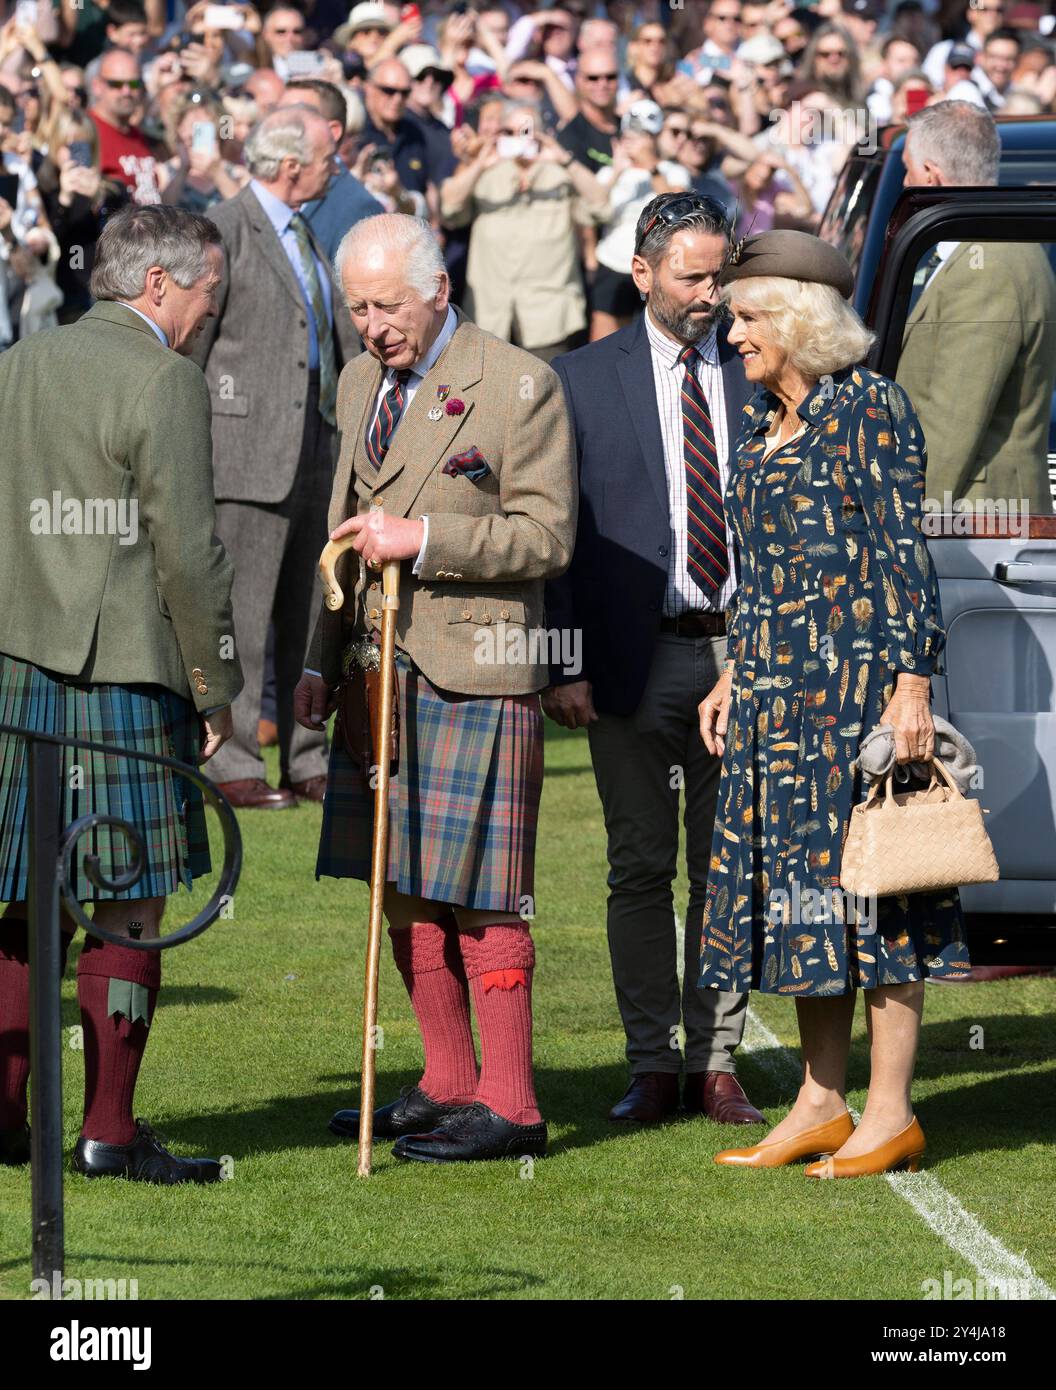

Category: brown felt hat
[721, 229, 855, 299]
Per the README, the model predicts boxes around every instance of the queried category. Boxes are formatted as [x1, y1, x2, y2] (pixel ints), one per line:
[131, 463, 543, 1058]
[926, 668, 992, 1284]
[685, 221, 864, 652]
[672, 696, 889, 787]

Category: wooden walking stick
[319, 516, 400, 1177]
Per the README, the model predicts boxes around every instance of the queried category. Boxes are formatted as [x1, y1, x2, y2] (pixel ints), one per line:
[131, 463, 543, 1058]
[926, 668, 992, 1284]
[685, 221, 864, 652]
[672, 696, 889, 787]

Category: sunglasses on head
[635, 194, 728, 253]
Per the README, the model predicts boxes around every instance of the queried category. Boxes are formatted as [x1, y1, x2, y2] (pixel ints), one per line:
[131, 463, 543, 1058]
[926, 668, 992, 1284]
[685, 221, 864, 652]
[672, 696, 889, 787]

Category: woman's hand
[699, 669, 734, 756]
[880, 673, 934, 763]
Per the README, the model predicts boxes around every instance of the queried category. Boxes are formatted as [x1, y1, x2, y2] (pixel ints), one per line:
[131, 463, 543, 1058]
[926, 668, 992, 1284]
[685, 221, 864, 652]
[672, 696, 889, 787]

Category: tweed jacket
[191, 183, 361, 504]
[305, 307, 578, 696]
[896, 240, 1056, 516]
[0, 302, 243, 712]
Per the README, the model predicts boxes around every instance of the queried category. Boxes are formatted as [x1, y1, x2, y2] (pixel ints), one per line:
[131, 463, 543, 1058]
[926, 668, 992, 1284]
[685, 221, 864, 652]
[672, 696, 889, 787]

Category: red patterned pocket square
[443, 446, 491, 481]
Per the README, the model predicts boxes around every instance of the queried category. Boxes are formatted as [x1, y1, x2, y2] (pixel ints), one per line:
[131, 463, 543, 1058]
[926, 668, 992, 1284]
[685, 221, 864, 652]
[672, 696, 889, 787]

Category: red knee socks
[77, 936, 161, 1145]
[458, 923, 541, 1127]
[0, 919, 72, 1130]
[389, 920, 479, 1106]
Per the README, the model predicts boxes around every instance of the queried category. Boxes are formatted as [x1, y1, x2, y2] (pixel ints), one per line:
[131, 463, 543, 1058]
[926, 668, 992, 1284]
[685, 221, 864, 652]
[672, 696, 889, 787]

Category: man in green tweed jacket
[0, 206, 243, 1184]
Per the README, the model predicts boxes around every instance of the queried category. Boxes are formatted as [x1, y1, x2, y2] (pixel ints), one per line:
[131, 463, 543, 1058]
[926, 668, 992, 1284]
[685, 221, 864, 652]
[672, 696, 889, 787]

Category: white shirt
[644, 308, 736, 620]
[595, 161, 692, 275]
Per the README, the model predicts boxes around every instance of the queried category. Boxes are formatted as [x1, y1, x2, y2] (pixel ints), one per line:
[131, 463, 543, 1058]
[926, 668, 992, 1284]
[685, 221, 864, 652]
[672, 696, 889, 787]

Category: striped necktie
[288, 212, 337, 426]
[364, 368, 413, 472]
[679, 342, 728, 596]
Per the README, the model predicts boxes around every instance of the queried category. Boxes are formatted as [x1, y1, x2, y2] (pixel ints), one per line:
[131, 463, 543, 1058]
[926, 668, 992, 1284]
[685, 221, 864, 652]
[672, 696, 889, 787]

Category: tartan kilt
[0, 652, 210, 902]
[317, 649, 544, 913]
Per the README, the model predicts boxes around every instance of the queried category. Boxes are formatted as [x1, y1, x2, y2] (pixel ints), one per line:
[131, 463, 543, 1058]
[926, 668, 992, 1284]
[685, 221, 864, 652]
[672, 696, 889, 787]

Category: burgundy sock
[77, 936, 161, 1145]
[389, 921, 479, 1105]
[458, 923, 541, 1127]
[0, 920, 73, 1130]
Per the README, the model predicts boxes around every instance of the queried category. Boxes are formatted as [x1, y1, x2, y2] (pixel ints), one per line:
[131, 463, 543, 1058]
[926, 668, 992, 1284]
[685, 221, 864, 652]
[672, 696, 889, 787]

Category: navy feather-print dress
[698, 366, 971, 997]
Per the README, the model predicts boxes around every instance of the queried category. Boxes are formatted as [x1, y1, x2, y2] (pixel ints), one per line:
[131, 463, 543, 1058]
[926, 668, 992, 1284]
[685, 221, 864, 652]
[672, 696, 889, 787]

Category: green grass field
[1, 725, 1053, 1301]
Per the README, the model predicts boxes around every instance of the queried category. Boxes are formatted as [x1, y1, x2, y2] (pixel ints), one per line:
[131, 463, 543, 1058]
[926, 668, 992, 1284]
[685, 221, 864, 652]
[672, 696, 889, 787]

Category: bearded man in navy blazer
[543, 193, 765, 1127]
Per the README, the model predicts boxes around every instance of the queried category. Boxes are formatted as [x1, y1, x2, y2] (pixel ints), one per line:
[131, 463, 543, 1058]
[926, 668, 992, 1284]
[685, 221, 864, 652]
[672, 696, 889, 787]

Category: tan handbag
[839, 755, 1000, 897]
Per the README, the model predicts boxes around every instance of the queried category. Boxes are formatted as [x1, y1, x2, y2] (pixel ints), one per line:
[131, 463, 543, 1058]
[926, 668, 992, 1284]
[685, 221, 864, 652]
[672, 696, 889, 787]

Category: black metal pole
[27, 736, 64, 1292]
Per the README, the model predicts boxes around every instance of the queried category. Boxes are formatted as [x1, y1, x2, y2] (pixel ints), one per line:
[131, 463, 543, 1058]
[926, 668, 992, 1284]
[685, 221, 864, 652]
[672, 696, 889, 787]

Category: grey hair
[243, 105, 319, 181]
[89, 204, 221, 300]
[905, 99, 1000, 186]
[334, 213, 447, 305]
[720, 275, 875, 379]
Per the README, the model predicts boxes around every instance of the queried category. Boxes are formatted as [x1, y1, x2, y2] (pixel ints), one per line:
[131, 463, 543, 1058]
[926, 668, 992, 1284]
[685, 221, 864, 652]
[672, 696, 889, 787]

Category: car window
[819, 158, 880, 275]
[893, 236, 1056, 529]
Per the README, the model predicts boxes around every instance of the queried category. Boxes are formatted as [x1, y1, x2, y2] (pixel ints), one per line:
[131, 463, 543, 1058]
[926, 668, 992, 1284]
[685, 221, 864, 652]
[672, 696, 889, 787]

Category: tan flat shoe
[804, 1117, 925, 1179]
[713, 1111, 855, 1168]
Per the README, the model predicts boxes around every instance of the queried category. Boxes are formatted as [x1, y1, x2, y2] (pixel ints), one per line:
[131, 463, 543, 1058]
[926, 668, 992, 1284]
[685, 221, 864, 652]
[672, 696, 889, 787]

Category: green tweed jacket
[0, 302, 243, 712]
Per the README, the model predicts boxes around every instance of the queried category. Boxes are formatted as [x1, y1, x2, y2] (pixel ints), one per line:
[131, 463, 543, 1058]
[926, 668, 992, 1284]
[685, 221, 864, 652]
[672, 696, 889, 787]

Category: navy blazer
[546, 311, 755, 716]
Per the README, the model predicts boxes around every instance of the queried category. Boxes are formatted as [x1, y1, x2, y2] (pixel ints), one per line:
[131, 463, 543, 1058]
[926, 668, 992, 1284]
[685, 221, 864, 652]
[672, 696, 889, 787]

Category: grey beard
[648, 292, 725, 344]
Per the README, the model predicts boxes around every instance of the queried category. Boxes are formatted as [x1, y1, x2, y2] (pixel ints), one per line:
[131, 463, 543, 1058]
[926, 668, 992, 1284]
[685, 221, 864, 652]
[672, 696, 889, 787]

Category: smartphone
[401, 4, 421, 19]
[904, 87, 929, 116]
[192, 121, 218, 155]
[14, 0, 38, 27]
[67, 139, 93, 168]
[203, 4, 243, 29]
[0, 173, 20, 209]
[286, 50, 328, 78]
[497, 135, 538, 161]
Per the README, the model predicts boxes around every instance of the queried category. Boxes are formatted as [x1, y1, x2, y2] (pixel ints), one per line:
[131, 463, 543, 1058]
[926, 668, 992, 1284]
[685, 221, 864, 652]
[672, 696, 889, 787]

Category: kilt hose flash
[0, 652, 210, 902]
[317, 648, 544, 913]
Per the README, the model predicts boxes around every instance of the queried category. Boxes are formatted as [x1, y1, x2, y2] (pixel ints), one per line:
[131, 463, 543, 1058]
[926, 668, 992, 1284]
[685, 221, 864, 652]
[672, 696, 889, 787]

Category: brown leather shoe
[608, 1072, 680, 1124]
[684, 1071, 766, 1125]
[257, 718, 278, 748]
[217, 778, 296, 810]
[289, 775, 328, 803]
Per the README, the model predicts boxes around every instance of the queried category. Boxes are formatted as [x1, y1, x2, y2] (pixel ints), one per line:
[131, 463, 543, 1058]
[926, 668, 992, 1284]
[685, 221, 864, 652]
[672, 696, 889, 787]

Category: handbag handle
[871, 753, 964, 809]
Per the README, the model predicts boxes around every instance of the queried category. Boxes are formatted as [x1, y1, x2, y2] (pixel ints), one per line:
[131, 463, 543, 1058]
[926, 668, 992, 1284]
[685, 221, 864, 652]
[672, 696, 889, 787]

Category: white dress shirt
[644, 306, 736, 620]
[117, 302, 169, 345]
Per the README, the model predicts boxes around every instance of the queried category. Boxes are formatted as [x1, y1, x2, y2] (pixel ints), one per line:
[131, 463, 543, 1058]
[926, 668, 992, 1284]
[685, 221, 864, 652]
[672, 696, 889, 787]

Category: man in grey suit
[193, 106, 361, 809]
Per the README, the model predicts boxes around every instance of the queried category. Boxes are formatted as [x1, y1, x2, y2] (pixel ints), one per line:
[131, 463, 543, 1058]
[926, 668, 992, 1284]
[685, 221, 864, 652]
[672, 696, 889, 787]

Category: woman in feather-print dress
[696, 233, 970, 1178]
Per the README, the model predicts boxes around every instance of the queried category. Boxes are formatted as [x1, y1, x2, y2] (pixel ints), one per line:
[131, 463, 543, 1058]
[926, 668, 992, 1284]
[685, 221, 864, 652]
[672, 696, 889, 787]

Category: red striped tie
[679, 343, 728, 595]
[364, 368, 412, 472]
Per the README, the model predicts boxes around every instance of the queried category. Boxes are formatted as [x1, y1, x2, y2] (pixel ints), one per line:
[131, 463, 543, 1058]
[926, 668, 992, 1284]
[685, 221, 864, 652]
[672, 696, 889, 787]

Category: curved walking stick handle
[319, 534, 360, 612]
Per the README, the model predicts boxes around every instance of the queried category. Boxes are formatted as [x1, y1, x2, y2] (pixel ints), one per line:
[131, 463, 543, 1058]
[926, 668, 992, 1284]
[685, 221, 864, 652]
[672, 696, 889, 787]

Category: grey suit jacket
[0, 302, 243, 712]
[896, 240, 1056, 514]
[306, 307, 577, 696]
[193, 184, 361, 504]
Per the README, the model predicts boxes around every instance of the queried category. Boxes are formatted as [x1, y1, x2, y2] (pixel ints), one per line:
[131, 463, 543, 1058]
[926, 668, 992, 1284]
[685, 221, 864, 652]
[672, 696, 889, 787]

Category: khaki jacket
[896, 240, 1056, 514]
[0, 302, 243, 711]
[306, 308, 577, 696]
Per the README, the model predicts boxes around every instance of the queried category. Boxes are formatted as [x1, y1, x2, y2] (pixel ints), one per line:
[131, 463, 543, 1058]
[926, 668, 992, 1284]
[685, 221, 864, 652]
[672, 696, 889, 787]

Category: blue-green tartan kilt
[316, 649, 543, 913]
[0, 652, 210, 901]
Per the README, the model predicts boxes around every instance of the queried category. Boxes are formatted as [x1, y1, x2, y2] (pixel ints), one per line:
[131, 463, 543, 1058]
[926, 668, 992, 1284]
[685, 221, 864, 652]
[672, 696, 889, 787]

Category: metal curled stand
[0, 722, 242, 1292]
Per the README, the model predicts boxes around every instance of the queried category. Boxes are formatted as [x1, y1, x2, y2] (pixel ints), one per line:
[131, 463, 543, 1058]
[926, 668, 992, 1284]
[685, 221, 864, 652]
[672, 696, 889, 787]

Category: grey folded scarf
[853, 714, 978, 795]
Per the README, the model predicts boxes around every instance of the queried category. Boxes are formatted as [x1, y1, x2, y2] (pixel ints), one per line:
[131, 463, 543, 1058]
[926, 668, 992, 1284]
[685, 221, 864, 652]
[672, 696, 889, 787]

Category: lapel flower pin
[445, 397, 465, 415]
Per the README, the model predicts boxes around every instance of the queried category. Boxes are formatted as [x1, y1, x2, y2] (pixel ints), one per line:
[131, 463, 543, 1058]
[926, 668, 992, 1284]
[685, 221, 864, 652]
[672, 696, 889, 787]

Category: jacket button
[658, 545, 668, 557]
[191, 667, 203, 678]
[373, 495, 384, 507]
[500, 609, 510, 619]
[294, 401, 303, 409]
[196, 681, 208, 695]
[461, 609, 472, 620]
[298, 360, 306, 369]
[369, 608, 380, 620]
[435, 570, 444, 578]
[481, 613, 492, 624]
[453, 572, 463, 580]
[369, 582, 378, 590]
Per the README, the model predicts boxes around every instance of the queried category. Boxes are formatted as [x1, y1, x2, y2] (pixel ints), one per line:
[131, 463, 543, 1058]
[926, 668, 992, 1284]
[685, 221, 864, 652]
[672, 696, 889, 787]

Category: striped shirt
[644, 307, 737, 620]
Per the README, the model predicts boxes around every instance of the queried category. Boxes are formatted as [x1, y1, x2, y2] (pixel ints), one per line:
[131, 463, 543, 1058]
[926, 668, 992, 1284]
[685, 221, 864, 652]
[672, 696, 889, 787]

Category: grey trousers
[587, 632, 748, 1075]
[209, 378, 334, 786]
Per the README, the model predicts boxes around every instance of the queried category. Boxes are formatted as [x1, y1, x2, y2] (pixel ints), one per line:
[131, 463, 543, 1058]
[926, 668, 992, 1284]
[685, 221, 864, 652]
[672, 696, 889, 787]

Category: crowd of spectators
[2, 0, 1056, 351]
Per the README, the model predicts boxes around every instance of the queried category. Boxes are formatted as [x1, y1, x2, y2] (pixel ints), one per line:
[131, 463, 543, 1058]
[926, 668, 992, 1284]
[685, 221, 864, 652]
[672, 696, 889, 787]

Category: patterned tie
[679, 343, 728, 596]
[364, 368, 413, 472]
[288, 212, 337, 426]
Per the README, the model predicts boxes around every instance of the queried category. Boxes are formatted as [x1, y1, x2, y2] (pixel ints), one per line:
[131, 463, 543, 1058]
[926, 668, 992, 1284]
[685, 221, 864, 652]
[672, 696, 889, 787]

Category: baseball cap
[401, 44, 454, 84]
[947, 43, 977, 70]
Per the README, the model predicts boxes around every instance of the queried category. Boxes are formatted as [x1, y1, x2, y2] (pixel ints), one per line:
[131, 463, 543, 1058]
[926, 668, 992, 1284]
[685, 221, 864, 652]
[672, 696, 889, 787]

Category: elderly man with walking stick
[294, 213, 576, 1164]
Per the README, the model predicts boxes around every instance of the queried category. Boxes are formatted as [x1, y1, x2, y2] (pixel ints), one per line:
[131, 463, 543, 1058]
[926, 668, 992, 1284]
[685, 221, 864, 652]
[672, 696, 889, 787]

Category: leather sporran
[839, 755, 999, 897]
[333, 636, 399, 775]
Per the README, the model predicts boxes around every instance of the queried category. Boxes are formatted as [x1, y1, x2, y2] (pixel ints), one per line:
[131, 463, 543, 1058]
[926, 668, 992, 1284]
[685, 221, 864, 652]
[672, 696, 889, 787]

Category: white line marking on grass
[741, 1006, 1056, 1300]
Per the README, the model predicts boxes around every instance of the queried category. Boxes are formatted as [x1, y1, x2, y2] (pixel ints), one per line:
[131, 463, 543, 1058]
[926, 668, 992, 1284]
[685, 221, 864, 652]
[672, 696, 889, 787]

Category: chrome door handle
[994, 562, 1056, 583]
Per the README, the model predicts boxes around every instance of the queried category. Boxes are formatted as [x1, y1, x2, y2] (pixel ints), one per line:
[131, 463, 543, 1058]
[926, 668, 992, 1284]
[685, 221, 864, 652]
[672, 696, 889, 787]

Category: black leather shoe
[393, 1102, 547, 1163]
[608, 1071, 680, 1124]
[72, 1119, 222, 1185]
[0, 1123, 30, 1166]
[329, 1085, 470, 1140]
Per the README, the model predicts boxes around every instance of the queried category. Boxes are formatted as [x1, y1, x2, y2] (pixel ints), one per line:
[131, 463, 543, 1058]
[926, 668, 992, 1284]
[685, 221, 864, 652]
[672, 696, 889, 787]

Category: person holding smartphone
[156, 90, 248, 212]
